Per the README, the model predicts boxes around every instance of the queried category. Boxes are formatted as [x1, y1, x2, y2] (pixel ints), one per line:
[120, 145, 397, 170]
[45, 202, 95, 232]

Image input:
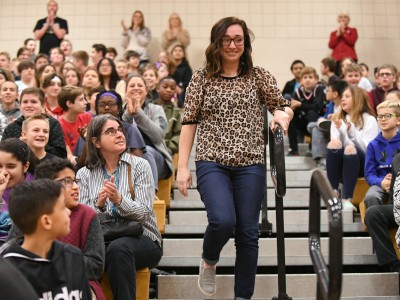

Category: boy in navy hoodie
[0, 179, 91, 299]
[364, 101, 400, 208]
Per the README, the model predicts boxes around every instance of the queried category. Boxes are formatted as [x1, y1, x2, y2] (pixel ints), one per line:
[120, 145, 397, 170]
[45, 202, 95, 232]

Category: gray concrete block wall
[0, 0, 399, 86]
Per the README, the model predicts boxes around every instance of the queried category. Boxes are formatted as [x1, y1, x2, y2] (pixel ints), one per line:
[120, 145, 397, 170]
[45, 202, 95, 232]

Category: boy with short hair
[87, 85, 106, 116]
[15, 61, 35, 95]
[72, 50, 89, 78]
[2, 87, 67, 158]
[116, 59, 129, 81]
[282, 59, 305, 99]
[369, 64, 399, 114]
[57, 86, 92, 164]
[308, 79, 348, 168]
[124, 50, 141, 75]
[0, 81, 21, 124]
[320, 57, 338, 84]
[343, 63, 373, 92]
[1, 179, 91, 299]
[288, 66, 326, 155]
[21, 114, 56, 161]
[155, 76, 182, 154]
[364, 101, 400, 208]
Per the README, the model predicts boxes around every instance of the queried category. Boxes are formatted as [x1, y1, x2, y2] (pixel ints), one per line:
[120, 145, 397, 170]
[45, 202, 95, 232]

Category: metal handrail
[309, 169, 343, 300]
[269, 124, 291, 300]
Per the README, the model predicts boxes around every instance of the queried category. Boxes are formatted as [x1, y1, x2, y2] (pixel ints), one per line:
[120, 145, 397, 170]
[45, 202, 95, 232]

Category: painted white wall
[1, 0, 399, 87]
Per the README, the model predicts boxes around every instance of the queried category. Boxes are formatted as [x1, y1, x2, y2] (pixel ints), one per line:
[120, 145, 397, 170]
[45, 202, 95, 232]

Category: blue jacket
[365, 131, 400, 187]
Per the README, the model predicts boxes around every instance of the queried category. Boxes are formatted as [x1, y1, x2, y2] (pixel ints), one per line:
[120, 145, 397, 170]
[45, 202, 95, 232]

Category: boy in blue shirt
[365, 101, 400, 207]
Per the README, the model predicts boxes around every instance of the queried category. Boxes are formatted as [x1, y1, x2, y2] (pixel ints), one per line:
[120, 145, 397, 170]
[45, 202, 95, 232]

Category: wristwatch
[273, 107, 286, 114]
[95, 204, 106, 212]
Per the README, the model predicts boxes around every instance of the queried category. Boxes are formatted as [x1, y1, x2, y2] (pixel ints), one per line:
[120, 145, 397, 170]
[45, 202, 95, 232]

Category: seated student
[82, 69, 101, 97]
[77, 114, 162, 300]
[369, 64, 399, 114]
[0, 138, 37, 244]
[15, 61, 35, 95]
[87, 85, 106, 117]
[8, 159, 105, 300]
[0, 81, 18, 127]
[34, 53, 50, 71]
[343, 63, 373, 92]
[320, 57, 338, 85]
[385, 90, 400, 103]
[42, 73, 66, 119]
[365, 153, 400, 272]
[0, 255, 38, 300]
[105, 47, 118, 61]
[1, 179, 91, 299]
[123, 75, 173, 188]
[72, 50, 89, 79]
[124, 50, 141, 75]
[282, 60, 305, 98]
[2, 87, 67, 158]
[154, 76, 182, 154]
[307, 79, 348, 168]
[142, 64, 159, 102]
[326, 86, 379, 211]
[116, 59, 129, 81]
[57, 86, 92, 165]
[20, 114, 57, 162]
[75, 90, 147, 171]
[364, 101, 400, 208]
[288, 66, 326, 156]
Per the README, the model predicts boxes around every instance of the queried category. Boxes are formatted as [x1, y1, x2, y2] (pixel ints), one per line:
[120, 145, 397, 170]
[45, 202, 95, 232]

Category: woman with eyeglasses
[96, 58, 120, 90]
[176, 17, 293, 299]
[326, 86, 378, 211]
[77, 114, 162, 300]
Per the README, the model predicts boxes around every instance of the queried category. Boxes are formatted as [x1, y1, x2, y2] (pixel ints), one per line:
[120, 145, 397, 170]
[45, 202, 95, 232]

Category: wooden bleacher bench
[154, 198, 166, 234]
[101, 267, 150, 300]
[352, 177, 369, 208]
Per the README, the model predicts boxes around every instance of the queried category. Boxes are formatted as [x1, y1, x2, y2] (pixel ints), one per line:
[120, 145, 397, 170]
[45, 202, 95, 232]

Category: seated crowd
[0, 11, 186, 300]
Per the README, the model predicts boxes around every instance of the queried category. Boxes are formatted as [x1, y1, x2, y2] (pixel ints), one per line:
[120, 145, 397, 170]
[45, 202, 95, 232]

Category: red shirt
[328, 26, 358, 61]
[59, 112, 92, 153]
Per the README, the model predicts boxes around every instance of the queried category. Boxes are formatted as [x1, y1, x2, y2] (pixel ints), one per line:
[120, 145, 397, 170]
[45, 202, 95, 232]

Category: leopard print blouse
[181, 66, 289, 167]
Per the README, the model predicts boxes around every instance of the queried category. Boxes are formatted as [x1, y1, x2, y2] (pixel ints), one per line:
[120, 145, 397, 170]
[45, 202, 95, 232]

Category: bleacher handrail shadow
[309, 169, 343, 300]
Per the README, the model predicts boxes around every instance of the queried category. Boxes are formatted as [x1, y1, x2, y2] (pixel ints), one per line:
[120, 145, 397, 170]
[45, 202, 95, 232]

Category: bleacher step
[171, 188, 315, 209]
[174, 170, 313, 189]
[157, 273, 399, 299]
[159, 237, 376, 267]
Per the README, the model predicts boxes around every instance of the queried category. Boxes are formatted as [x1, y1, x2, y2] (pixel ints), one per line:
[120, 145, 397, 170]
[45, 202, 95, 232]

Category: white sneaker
[342, 199, 357, 211]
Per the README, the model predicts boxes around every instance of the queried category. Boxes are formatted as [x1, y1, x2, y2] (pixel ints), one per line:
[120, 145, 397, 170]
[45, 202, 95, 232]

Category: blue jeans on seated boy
[196, 161, 265, 299]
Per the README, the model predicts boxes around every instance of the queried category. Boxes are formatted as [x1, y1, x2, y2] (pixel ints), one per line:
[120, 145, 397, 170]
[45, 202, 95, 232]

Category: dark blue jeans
[326, 147, 365, 199]
[196, 161, 266, 299]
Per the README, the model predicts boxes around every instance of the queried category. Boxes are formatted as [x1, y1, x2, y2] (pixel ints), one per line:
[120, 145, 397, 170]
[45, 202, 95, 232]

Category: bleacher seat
[101, 268, 150, 300]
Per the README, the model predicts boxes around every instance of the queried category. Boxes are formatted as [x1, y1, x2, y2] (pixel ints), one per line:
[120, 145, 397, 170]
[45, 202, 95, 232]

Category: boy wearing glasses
[364, 101, 400, 208]
[58, 86, 92, 165]
[369, 64, 399, 114]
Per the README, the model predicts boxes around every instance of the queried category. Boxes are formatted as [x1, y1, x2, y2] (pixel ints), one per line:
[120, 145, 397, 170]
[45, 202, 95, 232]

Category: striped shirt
[76, 152, 162, 246]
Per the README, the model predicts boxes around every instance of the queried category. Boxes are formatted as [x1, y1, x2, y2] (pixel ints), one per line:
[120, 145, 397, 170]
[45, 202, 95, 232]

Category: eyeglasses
[98, 102, 118, 108]
[101, 126, 125, 136]
[221, 35, 244, 46]
[100, 64, 111, 68]
[378, 72, 393, 78]
[377, 113, 397, 120]
[56, 177, 80, 188]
